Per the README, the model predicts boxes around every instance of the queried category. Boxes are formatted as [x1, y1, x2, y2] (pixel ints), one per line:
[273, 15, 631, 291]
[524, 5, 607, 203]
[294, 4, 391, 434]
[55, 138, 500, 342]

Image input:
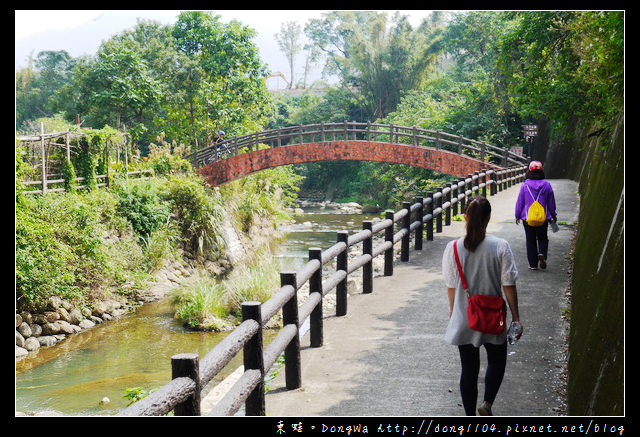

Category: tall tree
[275, 21, 302, 88]
[171, 11, 272, 147]
[305, 11, 444, 120]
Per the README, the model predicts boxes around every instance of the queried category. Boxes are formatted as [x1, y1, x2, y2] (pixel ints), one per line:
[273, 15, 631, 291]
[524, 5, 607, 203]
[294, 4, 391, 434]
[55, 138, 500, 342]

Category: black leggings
[457, 341, 507, 415]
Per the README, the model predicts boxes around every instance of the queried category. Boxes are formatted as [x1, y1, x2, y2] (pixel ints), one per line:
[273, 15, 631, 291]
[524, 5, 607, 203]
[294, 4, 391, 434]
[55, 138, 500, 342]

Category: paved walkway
[264, 179, 579, 417]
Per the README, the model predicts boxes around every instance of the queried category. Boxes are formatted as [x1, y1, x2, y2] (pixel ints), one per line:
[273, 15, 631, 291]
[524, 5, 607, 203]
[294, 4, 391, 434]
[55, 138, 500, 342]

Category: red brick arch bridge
[187, 122, 528, 186]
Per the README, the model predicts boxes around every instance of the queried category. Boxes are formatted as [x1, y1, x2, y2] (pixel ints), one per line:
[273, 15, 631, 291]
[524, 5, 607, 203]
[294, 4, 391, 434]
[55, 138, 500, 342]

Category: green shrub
[163, 175, 226, 261]
[115, 179, 172, 239]
[172, 279, 230, 330]
[15, 189, 148, 308]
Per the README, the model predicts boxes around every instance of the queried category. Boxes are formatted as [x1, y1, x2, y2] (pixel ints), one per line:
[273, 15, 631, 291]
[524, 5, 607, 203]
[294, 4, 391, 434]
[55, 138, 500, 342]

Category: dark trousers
[523, 221, 549, 268]
[457, 341, 507, 416]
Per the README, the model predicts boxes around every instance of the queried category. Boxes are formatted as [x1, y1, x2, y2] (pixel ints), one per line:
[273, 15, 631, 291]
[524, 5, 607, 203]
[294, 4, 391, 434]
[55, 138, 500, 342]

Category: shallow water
[15, 206, 377, 416]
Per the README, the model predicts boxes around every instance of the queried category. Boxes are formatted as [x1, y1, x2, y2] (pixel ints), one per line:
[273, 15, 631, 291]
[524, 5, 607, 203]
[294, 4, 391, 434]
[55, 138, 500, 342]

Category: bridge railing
[186, 122, 528, 169]
[117, 164, 528, 417]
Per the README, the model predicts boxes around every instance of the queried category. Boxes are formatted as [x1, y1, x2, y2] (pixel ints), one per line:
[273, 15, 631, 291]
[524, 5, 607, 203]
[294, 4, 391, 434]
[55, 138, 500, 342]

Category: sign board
[510, 146, 523, 156]
[523, 124, 538, 138]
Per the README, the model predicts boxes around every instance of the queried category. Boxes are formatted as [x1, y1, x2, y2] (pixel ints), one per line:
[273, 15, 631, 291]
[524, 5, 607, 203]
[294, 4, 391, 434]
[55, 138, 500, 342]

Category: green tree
[170, 11, 273, 147]
[305, 11, 444, 120]
[87, 44, 161, 133]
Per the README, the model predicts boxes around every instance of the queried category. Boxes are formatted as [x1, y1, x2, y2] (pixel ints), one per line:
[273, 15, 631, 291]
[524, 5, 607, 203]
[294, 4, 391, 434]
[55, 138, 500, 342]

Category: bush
[115, 179, 172, 239]
[15, 190, 147, 308]
[172, 280, 231, 331]
[163, 175, 226, 261]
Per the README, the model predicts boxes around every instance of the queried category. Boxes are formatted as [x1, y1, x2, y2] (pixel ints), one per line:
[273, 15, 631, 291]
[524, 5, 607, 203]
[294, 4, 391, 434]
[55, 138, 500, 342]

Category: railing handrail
[185, 122, 528, 169]
[117, 164, 528, 417]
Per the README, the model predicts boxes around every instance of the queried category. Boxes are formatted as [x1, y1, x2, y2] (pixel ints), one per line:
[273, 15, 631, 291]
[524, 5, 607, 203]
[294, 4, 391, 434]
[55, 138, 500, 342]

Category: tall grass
[172, 247, 281, 331]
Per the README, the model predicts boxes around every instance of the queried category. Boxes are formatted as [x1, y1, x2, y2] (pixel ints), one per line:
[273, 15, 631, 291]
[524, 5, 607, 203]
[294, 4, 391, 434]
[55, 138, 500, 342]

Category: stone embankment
[15, 258, 202, 359]
[15, 206, 254, 362]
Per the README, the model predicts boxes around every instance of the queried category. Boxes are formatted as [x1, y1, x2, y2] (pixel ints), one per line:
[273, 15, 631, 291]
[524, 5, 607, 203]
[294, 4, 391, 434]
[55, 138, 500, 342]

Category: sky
[15, 10, 438, 89]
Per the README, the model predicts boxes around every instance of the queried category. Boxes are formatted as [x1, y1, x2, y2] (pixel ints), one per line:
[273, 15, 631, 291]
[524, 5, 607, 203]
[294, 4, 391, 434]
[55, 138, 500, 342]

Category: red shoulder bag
[453, 240, 507, 335]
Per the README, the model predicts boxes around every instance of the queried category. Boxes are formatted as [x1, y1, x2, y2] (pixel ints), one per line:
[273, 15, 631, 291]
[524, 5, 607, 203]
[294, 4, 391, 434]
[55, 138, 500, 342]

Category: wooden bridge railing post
[489, 170, 496, 196]
[445, 184, 452, 226]
[459, 178, 467, 213]
[280, 272, 301, 390]
[384, 210, 394, 276]
[171, 353, 201, 416]
[336, 231, 349, 314]
[452, 182, 459, 216]
[435, 188, 442, 233]
[426, 192, 434, 241]
[415, 196, 423, 251]
[242, 302, 265, 416]
[473, 171, 480, 197]
[309, 247, 324, 347]
[481, 170, 487, 197]
[362, 221, 373, 294]
[401, 201, 411, 262]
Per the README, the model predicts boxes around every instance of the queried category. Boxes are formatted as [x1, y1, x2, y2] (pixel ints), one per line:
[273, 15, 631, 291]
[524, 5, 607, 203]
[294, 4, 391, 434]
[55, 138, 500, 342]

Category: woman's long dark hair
[464, 196, 491, 252]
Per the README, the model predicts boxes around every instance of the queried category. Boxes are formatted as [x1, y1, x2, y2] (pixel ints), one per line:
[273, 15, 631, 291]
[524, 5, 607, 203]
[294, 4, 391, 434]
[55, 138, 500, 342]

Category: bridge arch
[197, 141, 500, 186]
[188, 122, 527, 186]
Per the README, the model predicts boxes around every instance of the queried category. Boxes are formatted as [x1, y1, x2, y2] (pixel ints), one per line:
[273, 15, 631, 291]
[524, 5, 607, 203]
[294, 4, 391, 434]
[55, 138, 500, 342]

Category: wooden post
[40, 122, 46, 194]
[415, 197, 423, 251]
[171, 353, 201, 416]
[459, 178, 467, 213]
[450, 182, 457, 216]
[336, 232, 349, 314]
[65, 132, 71, 162]
[426, 192, 434, 241]
[281, 272, 301, 390]
[435, 188, 442, 233]
[445, 184, 452, 226]
[384, 210, 394, 276]
[401, 201, 411, 262]
[105, 140, 110, 188]
[309, 247, 323, 347]
[474, 171, 480, 197]
[489, 170, 497, 196]
[242, 301, 265, 415]
[362, 221, 373, 294]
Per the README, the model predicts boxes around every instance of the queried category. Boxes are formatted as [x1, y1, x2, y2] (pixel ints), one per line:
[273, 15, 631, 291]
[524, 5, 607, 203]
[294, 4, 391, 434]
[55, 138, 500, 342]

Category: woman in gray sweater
[442, 196, 522, 416]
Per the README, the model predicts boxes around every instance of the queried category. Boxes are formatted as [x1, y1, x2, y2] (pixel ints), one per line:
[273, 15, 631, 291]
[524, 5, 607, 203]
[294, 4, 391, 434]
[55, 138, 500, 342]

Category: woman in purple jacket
[514, 161, 557, 270]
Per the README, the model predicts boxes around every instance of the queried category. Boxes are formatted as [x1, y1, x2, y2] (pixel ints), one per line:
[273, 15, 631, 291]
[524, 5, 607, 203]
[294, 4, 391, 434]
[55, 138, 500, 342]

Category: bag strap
[453, 240, 468, 291]
[526, 184, 541, 202]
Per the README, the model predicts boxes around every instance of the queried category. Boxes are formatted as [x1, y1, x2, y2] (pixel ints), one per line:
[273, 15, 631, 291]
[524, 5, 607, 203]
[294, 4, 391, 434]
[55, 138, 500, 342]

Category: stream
[15, 205, 377, 416]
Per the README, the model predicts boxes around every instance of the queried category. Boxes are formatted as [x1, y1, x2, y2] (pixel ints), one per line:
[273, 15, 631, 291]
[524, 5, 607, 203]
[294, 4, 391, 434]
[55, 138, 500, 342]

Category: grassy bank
[16, 143, 302, 330]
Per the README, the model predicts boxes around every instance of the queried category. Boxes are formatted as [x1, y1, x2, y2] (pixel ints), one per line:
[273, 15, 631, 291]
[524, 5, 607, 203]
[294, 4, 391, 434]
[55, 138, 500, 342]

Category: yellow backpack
[526, 185, 546, 226]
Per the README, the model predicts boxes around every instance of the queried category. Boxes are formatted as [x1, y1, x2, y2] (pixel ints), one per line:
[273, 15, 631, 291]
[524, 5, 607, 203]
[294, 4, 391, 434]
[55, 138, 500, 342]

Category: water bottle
[507, 321, 522, 345]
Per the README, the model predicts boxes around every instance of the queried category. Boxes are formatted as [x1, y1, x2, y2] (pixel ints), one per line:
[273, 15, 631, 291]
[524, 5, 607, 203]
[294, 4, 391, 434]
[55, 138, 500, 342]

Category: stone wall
[16, 259, 197, 359]
[537, 114, 624, 415]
